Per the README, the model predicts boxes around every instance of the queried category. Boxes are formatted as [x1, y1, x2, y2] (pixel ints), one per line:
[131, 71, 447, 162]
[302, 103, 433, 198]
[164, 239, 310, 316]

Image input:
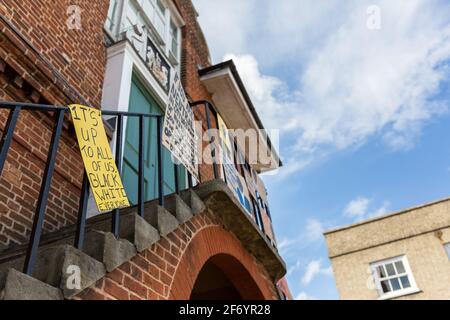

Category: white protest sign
[162, 72, 199, 179]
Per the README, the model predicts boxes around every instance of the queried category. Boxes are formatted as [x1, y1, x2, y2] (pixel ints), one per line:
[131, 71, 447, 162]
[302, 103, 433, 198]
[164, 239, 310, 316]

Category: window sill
[377, 288, 422, 300]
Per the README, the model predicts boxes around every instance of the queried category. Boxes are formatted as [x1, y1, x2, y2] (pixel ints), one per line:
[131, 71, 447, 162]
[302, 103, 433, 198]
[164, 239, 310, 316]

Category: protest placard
[68, 104, 130, 213]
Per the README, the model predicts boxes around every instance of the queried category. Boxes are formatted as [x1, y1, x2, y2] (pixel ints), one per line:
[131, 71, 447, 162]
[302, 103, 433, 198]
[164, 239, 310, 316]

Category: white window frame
[129, 0, 167, 44]
[105, 0, 125, 37]
[370, 255, 419, 300]
[169, 19, 179, 61]
[444, 243, 450, 260]
[106, 0, 182, 66]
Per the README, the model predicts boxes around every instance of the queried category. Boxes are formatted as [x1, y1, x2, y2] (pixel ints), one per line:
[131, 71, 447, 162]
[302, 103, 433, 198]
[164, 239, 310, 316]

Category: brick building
[0, 0, 291, 300]
[325, 198, 450, 300]
[0, 0, 109, 249]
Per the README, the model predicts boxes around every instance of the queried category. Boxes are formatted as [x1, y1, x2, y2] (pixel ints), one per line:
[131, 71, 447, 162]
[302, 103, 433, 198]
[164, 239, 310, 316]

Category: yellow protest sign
[68, 104, 130, 213]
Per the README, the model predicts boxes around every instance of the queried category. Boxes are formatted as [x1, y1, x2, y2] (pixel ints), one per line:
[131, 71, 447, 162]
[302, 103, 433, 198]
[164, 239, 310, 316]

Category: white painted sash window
[105, 0, 182, 65]
[370, 256, 419, 299]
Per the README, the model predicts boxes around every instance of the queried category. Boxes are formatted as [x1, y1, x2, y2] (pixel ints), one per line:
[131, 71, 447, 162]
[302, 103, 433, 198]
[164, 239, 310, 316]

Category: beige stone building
[324, 198, 450, 300]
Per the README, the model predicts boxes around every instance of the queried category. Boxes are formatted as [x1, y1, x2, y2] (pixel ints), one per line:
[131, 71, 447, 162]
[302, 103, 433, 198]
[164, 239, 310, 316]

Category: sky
[193, 0, 450, 300]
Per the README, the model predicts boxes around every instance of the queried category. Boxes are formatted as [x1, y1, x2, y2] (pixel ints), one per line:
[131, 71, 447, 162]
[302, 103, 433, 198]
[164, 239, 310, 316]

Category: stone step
[82, 231, 136, 273]
[119, 213, 160, 253]
[164, 194, 193, 224]
[1, 268, 63, 300]
[35, 244, 106, 298]
[87, 202, 179, 240]
[143, 203, 180, 236]
[0, 245, 105, 299]
[180, 189, 206, 215]
[0, 189, 206, 300]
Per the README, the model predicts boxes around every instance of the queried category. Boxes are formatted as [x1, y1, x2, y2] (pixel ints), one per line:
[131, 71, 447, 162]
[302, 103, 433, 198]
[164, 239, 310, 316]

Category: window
[125, 1, 145, 30]
[106, 0, 120, 32]
[139, 0, 166, 39]
[169, 20, 179, 59]
[370, 256, 419, 299]
[445, 243, 450, 260]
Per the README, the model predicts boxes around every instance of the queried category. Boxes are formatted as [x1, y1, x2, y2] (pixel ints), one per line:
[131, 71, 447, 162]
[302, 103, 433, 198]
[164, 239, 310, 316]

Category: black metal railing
[0, 99, 276, 277]
[0, 100, 193, 276]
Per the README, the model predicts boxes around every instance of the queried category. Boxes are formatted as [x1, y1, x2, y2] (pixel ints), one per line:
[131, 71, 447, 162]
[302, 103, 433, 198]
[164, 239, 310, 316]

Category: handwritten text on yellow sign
[69, 104, 130, 213]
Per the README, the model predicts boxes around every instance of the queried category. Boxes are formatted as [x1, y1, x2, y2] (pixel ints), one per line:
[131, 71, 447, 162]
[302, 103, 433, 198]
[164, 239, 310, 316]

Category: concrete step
[82, 231, 136, 273]
[1, 268, 63, 300]
[119, 213, 160, 253]
[164, 194, 193, 224]
[143, 203, 180, 236]
[180, 189, 206, 215]
[0, 245, 105, 299]
[35, 244, 106, 298]
[0, 189, 206, 300]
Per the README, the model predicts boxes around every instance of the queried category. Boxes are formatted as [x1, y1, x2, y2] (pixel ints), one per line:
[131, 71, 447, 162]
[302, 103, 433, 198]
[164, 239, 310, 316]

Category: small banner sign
[68, 104, 130, 213]
[222, 151, 253, 214]
[162, 72, 199, 179]
[217, 118, 253, 215]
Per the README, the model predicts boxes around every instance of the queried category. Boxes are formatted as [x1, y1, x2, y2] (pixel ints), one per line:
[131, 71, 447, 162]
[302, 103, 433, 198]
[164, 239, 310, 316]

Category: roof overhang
[199, 60, 282, 172]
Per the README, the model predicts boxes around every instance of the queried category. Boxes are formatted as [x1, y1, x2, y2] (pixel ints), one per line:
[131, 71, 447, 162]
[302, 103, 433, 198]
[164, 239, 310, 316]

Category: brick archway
[169, 225, 276, 300]
[76, 212, 278, 300]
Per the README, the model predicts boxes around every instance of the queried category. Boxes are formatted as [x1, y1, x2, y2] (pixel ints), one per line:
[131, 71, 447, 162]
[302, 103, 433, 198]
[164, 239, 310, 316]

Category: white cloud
[286, 259, 302, 277]
[344, 197, 370, 218]
[278, 218, 326, 257]
[295, 292, 317, 300]
[278, 237, 298, 253]
[301, 259, 333, 285]
[305, 219, 325, 242]
[369, 201, 390, 218]
[195, 0, 450, 176]
[343, 197, 391, 221]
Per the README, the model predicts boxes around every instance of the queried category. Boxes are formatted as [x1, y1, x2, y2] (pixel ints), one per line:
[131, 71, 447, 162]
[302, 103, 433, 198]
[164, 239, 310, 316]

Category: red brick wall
[75, 210, 278, 300]
[0, 0, 108, 107]
[0, 1, 109, 247]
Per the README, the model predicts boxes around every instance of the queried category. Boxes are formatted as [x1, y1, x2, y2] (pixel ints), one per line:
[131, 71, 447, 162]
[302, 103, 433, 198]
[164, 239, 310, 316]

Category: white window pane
[156, 0, 165, 14]
[376, 265, 386, 278]
[142, 0, 155, 18]
[394, 261, 406, 274]
[390, 278, 401, 291]
[155, 14, 165, 38]
[445, 243, 450, 260]
[138, 16, 146, 28]
[106, 0, 119, 30]
[380, 280, 391, 293]
[400, 276, 411, 289]
[385, 263, 396, 276]
[127, 3, 139, 25]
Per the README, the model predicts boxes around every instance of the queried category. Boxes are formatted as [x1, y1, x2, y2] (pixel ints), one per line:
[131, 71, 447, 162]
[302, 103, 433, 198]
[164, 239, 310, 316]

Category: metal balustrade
[0, 100, 187, 276]
[0, 99, 276, 277]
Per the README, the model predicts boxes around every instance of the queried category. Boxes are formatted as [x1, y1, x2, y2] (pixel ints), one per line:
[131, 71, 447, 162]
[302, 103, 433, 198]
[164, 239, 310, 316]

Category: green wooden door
[123, 77, 186, 205]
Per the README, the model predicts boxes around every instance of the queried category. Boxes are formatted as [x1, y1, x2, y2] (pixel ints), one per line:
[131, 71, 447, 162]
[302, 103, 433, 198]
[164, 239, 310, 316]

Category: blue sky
[193, 0, 450, 299]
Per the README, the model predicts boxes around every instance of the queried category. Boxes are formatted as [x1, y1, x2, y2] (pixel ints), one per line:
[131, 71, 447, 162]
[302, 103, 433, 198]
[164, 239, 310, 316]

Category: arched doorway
[168, 226, 277, 300]
[189, 254, 265, 300]
[190, 259, 242, 300]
